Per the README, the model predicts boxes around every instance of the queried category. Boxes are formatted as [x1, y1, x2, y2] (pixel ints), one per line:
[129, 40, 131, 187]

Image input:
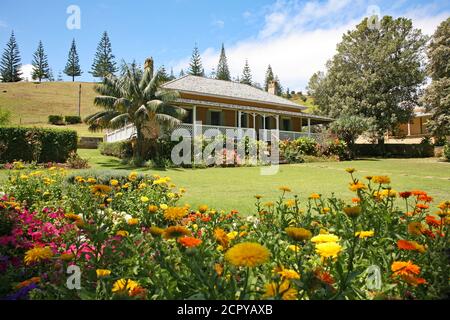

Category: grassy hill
[0, 82, 103, 137]
[289, 93, 319, 113]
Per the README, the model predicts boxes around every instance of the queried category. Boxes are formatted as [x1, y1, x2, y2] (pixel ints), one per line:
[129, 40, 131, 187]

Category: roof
[161, 75, 306, 110]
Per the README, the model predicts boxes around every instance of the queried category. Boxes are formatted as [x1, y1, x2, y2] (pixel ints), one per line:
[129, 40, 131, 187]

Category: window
[210, 111, 222, 126]
[282, 118, 291, 131]
[240, 113, 248, 127]
[183, 108, 193, 124]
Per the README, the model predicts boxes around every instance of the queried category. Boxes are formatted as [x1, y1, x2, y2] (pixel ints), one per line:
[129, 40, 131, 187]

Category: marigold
[355, 230, 374, 239]
[178, 236, 202, 248]
[24, 246, 54, 265]
[112, 279, 139, 295]
[116, 230, 129, 237]
[127, 218, 139, 225]
[425, 215, 441, 228]
[96, 269, 111, 278]
[343, 206, 361, 218]
[198, 205, 209, 213]
[225, 242, 270, 268]
[314, 269, 335, 285]
[90, 184, 112, 194]
[345, 168, 355, 174]
[263, 281, 298, 300]
[163, 226, 191, 239]
[110, 179, 119, 186]
[407, 222, 425, 236]
[160, 204, 168, 210]
[372, 176, 391, 184]
[214, 228, 230, 248]
[277, 268, 300, 280]
[391, 261, 420, 277]
[264, 202, 274, 208]
[128, 172, 138, 181]
[279, 186, 291, 192]
[352, 197, 361, 203]
[15, 277, 41, 290]
[416, 203, 429, 210]
[149, 226, 164, 237]
[140, 196, 149, 203]
[309, 193, 321, 200]
[397, 240, 426, 253]
[349, 182, 366, 192]
[164, 206, 188, 222]
[311, 234, 340, 243]
[287, 245, 301, 253]
[285, 227, 312, 241]
[315, 242, 342, 258]
[148, 205, 158, 213]
[399, 191, 412, 199]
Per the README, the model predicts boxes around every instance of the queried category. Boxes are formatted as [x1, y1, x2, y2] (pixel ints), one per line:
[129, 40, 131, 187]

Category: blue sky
[0, 0, 449, 90]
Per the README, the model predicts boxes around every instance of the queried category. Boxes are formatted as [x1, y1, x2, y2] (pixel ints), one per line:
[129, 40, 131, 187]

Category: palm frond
[155, 89, 180, 103]
[146, 100, 164, 113]
[157, 103, 187, 120]
[155, 113, 182, 129]
[94, 96, 118, 109]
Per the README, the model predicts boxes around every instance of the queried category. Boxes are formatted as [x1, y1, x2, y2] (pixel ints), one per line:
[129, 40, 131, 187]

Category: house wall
[397, 116, 430, 137]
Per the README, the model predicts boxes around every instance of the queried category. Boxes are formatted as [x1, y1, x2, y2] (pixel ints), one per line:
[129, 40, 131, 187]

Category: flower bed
[0, 168, 448, 300]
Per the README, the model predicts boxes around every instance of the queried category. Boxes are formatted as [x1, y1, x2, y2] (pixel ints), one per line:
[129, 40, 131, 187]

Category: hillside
[289, 94, 319, 113]
[0, 82, 103, 137]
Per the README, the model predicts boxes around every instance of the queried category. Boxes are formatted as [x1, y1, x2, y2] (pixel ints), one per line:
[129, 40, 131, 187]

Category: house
[393, 107, 431, 141]
[104, 75, 333, 143]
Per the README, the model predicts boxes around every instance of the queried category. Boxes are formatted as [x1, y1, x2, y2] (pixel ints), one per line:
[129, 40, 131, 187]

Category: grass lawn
[0, 82, 103, 137]
[77, 149, 450, 214]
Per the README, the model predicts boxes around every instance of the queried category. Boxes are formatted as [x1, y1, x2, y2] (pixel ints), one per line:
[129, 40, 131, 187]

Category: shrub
[66, 169, 146, 185]
[0, 108, 11, 125]
[48, 115, 65, 125]
[66, 151, 89, 169]
[444, 144, 450, 161]
[0, 127, 77, 163]
[320, 139, 351, 161]
[99, 141, 133, 159]
[64, 116, 82, 124]
[279, 137, 318, 163]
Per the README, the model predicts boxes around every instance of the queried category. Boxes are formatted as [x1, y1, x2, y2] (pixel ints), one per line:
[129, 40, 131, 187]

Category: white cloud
[212, 19, 225, 29]
[20, 64, 34, 81]
[172, 0, 449, 91]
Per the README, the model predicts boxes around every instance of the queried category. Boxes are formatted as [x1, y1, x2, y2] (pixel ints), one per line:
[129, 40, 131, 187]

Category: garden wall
[354, 143, 434, 158]
[0, 127, 78, 163]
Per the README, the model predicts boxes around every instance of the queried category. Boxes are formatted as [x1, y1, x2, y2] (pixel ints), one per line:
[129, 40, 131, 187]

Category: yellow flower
[225, 242, 270, 268]
[227, 231, 238, 240]
[138, 183, 147, 189]
[87, 177, 97, 184]
[264, 202, 274, 208]
[198, 204, 209, 213]
[106, 198, 113, 203]
[112, 279, 139, 294]
[116, 230, 129, 237]
[160, 204, 168, 210]
[277, 268, 300, 280]
[149, 226, 165, 237]
[20, 174, 29, 180]
[127, 218, 139, 225]
[90, 184, 112, 194]
[309, 193, 321, 200]
[167, 192, 175, 199]
[349, 181, 367, 192]
[285, 199, 295, 207]
[140, 196, 149, 203]
[24, 246, 53, 265]
[285, 227, 312, 241]
[315, 242, 342, 258]
[214, 228, 230, 248]
[321, 207, 330, 214]
[96, 269, 111, 278]
[355, 230, 375, 239]
[311, 234, 340, 243]
[263, 281, 298, 300]
[288, 245, 301, 253]
[346, 168, 355, 174]
[279, 186, 291, 192]
[163, 206, 188, 222]
[372, 176, 390, 185]
[110, 179, 119, 186]
[128, 172, 138, 181]
[179, 188, 186, 193]
[163, 226, 191, 239]
[343, 206, 361, 218]
[148, 205, 158, 213]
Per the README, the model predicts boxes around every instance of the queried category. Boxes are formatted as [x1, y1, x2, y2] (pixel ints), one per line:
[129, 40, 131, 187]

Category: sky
[0, 0, 449, 91]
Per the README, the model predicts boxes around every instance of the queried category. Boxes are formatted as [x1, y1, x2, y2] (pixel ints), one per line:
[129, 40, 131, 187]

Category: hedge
[0, 127, 78, 163]
[354, 144, 434, 158]
[99, 141, 133, 159]
[48, 115, 65, 125]
[65, 116, 82, 124]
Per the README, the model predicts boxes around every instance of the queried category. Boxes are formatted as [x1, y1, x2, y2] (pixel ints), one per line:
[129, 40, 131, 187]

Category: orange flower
[411, 190, 427, 197]
[399, 192, 412, 199]
[425, 215, 441, 228]
[397, 240, 426, 253]
[214, 228, 229, 248]
[314, 269, 334, 285]
[418, 194, 433, 202]
[178, 236, 202, 248]
[407, 222, 425, 236]
[391, 261, 420, 277]
[349, 182, 366, 192]
[372, 176, 390, 185]
[351, 198, 361, 203]
[416, 203, 429, 210]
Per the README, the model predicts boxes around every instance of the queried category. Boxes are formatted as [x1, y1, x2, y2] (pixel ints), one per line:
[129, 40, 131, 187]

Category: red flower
[399, 192, 412, 199]
[178, 236, 202, 248]
[425, 215, 441, 228]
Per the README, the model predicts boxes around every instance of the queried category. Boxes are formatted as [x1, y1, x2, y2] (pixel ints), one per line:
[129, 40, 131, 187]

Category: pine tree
[179, 69, 185, 77]
[31, 41, 50, 82]
[264, 65, 274, 91]
[188, 44, 204, 76]
[64, 39, 82, 82]
[159, 65, 170, 83]
[169, 68, 176, 81]
[274, 75, 283, 96]
[215, 43, 231, 81]
[48, 68, 55, 82]
[90, 31, 117, 78]
[57, 71, 63, 82]
[240, 59, 252, 85]
[0, 31, 22, 82]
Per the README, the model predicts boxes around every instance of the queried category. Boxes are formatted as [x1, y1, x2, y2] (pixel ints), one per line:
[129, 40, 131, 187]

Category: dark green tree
[264, 65, 274, 91]
[188, 44, 204, 76]
[311, 16, 427, 142]
[31, 41, 50, 82]
[169, 68, 176, 81]
[0, 31, 22, 82]
[179, 69, 185, 77]
[48, 68, 55, 82]
[274, 75, 283, 96]
[240, 60, 252, 85]
[215, 44, 231, 81]
[423, 17, 450, 139]
[64, 39, 82, 82]
[90, 31, 117, 79]
[159, 65, 170, 83]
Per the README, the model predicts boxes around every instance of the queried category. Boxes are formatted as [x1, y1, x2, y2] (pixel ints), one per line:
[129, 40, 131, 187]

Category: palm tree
[85, 58, 186, 161]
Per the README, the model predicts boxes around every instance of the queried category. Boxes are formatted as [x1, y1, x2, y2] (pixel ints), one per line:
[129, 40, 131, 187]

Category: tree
[48, 68, 55, 82]
[0, 31, 22, 82]
[57, 71, 63, 82]
[64, 39, 82, 82]
[423, 17, 450, 139]
[264, 65, 274, 91]
[169, 68, 176, 81]
[215, 43, 231, 81]
[90, 31, 117, 79]
[85, 58, 186, 162]
[311, 16, 427, 143]
[240, 60, 252, 85]
[285, 88, 292, 99]
[31, 41, 50, 82]
[188, 44, 204, 76]
[179, 69, 185, 77]
[158, 65, 170, 83]
[274, 75, 283, 96]
[330, 115, 373, 157]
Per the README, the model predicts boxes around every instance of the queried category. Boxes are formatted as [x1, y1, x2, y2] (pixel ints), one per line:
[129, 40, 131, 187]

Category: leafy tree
[31, 41, 50, 82]
[423, 17, 450, 138]
[91, 31, 117, 79]
[0, 31, 22, 82]
[215, 43, 231, 81]
[188, 44, 204, 76]
[85, 58, 186, 162]
[264, 65, 274, 91]
[64, 39, 82, 82]
[330, 115, 373, 157]
[310, 16, 427, 143]
[240, 60, 252, 85]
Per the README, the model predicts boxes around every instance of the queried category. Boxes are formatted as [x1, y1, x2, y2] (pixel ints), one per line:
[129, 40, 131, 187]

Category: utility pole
[78, 83, 81, 117]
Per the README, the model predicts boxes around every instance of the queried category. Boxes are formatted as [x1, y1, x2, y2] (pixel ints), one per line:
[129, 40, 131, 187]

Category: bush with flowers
[0, 167, 448, 300]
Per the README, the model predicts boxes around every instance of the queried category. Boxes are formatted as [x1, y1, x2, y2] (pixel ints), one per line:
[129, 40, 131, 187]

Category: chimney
[268, 80, 277, 95]
[144, 57, 154, 72]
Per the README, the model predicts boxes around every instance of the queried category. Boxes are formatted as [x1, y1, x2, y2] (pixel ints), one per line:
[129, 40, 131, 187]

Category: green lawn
[76, 149, 450, 214]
